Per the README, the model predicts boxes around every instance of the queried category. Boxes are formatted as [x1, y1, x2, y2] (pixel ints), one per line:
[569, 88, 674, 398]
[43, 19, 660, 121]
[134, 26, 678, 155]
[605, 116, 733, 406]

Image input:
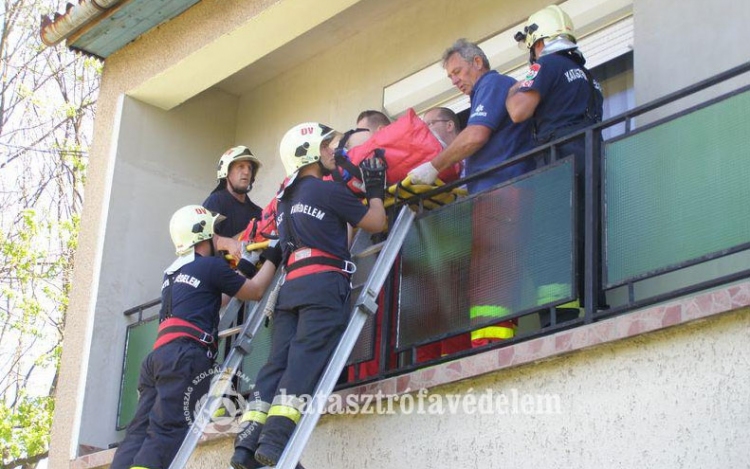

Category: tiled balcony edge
[338, 280, 750, 398]
[70, 281, 750, 468]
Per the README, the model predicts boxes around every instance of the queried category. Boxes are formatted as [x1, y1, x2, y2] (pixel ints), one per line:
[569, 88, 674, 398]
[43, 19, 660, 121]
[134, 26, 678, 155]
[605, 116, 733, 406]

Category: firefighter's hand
[260, 240, 283, 268]
[215, 235, 243, 261]
[359, 155, 387, 201]
[408, 161, 439, 185]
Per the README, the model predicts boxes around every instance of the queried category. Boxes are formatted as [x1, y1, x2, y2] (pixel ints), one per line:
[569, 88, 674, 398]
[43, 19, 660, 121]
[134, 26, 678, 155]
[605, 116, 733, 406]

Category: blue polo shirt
[465, 70, 535, 194]
[160, 254, 246, 333]
[277, 176, 368, 261]
[518, 52, 603, 143]
[203, 189, 262, 237]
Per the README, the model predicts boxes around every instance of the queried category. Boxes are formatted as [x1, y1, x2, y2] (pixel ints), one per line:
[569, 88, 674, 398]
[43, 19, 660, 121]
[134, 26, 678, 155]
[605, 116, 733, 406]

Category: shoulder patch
[520, 63, 541, 88]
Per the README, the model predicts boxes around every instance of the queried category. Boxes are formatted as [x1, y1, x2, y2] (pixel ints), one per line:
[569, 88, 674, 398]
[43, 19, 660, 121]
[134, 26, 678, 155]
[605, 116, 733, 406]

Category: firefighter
[204, 146, 264, 262]
[110, 205, 281, 469]
[506, 4, 603, 155]
[506, 4, 605, 325]
[230, 123, 387, 469]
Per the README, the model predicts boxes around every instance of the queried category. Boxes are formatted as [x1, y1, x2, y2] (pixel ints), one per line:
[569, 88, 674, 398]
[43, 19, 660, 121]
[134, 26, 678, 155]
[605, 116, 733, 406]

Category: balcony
[99, 62, 750, 468]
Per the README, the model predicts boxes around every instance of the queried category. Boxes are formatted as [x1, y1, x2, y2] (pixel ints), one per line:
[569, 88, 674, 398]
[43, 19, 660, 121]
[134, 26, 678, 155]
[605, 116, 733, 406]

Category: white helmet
[169, 205, 224, 256]
[216, 146, 262, 181]
[278, 123, 335, 176]
[515, 5, 576, 50]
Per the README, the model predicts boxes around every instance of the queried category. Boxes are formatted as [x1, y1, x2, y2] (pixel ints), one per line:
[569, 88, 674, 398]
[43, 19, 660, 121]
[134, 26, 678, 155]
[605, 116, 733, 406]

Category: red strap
[285, 248, 350, 281]
[153, 317, 214, 351]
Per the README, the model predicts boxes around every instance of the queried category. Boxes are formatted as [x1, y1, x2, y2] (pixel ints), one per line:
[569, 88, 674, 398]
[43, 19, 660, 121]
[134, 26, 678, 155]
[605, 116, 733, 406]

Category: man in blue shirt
[409, 39, 535, 348]
[410, 39, 534, 193]
[231, 123, 387, 469]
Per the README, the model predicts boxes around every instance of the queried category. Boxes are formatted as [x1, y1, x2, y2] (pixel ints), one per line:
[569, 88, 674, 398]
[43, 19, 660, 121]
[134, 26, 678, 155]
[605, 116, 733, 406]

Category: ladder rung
[353, 240, 386, 258]
[218, 325, 242, 339]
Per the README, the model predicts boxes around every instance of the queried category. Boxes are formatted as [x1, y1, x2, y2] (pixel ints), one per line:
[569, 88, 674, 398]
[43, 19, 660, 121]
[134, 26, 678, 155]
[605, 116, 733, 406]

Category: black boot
[230, 447, 262, 469]
[231, 422, 264, 469]
[254, 416, 297, 467]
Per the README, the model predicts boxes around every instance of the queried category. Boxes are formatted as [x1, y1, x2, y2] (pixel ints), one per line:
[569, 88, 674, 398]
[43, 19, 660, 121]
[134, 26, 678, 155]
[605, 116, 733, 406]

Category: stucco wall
[51, 1, 277, 464]
[76, 90, 239, 449]
[308, 308, 749, 469]
[633, 0, 750, 121]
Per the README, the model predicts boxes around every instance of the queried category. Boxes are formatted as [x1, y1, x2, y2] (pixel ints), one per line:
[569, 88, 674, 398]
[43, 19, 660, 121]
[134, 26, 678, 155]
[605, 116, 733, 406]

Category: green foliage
[0, 393, 55, 464]
[0, 207, 78, 468]
[0, 1, 101, 466]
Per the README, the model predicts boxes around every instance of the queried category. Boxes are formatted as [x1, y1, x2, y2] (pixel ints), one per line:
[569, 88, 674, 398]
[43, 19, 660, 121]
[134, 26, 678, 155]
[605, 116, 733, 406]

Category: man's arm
[356, 156, 388, 233]
[430, 125, 492, 171]
[409, 124, 491, 184]
[356, 198, 387, 234]
[506, 81, 541, 123]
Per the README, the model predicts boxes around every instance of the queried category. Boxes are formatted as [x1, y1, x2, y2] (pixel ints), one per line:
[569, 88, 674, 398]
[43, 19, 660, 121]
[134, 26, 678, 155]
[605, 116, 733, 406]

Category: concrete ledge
[340, 281, 750, 399]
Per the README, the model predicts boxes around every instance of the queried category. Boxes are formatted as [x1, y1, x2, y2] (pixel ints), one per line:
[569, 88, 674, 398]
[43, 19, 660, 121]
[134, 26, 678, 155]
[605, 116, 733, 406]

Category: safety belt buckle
[200, 332, 215, 345]
[342, 260, 357, 275]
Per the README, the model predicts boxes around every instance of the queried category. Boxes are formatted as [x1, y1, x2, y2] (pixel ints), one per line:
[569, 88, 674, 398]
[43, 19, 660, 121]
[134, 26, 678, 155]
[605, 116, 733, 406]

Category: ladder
[168, 205, 415, 469]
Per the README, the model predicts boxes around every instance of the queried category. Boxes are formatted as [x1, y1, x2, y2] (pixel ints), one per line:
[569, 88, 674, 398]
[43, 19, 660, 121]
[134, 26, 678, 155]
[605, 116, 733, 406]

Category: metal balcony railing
[117, 61, 750, 428]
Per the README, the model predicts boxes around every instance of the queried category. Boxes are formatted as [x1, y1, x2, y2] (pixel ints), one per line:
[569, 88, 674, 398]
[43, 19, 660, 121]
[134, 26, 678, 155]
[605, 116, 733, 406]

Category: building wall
[51, 0, 750, 465]
[236, 0, 546, 189]
[633, 0, 750, 121]
[308, 309, 750, 469]
[51, 1, 274, 463]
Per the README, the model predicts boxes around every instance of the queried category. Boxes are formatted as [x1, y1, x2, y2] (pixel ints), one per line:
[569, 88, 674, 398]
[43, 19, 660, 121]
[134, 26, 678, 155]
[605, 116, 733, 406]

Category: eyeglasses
[425, 119, 450, 127]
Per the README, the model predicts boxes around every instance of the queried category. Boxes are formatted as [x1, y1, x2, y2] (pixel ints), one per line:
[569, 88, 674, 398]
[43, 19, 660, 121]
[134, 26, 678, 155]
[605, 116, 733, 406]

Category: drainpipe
[40, 0, 125, 47]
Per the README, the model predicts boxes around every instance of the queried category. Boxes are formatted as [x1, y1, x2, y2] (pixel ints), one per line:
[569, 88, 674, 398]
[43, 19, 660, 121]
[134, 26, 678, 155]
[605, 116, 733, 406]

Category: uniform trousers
[111, 339, 212, 469]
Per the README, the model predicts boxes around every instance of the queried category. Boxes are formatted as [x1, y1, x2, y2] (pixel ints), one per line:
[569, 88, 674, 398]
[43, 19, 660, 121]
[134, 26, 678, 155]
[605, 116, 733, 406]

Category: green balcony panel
[117, 316, 158, 430]
[604, 89, 750, 287]
[238, 320, 274, 394]
[398, 160, 575, 349]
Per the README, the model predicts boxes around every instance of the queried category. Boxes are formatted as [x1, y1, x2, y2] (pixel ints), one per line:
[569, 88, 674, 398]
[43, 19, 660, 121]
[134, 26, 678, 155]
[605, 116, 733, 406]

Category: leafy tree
[0, 1, 100, 467]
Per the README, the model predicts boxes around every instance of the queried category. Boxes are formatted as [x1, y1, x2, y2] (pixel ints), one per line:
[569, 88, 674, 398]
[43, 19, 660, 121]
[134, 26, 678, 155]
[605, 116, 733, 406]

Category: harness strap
[331, 128, 370, 184]
[285, 248, 356, 281]
[154, 317, 216, 353]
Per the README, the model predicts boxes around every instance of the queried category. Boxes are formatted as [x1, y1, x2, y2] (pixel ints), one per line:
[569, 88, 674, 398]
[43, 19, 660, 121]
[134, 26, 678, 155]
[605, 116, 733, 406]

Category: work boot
[230, 447, 262, 469]
[255, 416, 297, 467]
[469, 305, 515, 348]
[232, 421, 264, 469]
